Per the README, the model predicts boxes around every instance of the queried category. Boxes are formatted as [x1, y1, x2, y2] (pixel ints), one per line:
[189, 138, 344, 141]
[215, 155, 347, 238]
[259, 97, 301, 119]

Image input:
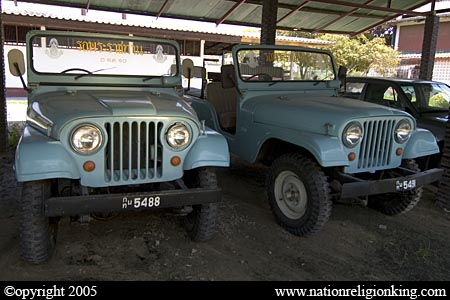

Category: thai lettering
[133, 45, 144, 55]
[76, 40, 144, 55]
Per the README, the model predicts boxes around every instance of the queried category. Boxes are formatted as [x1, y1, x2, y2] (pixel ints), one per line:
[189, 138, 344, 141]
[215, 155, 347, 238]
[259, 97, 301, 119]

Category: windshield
[30, 33, 179, 78]
[400, 83, 450, 112]
[236, 49, 335, 82]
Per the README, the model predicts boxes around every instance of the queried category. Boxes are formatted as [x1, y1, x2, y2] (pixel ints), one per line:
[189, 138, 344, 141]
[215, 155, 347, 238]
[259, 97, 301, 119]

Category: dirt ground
[1, 151, 450, 281]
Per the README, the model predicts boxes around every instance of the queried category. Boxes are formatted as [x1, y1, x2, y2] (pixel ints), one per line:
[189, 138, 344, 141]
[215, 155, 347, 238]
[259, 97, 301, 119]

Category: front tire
[183, 168, 218, 241]
[368, 159, 423, 215]
[267, 153, 332, 236]
[19, 180, 59, 264]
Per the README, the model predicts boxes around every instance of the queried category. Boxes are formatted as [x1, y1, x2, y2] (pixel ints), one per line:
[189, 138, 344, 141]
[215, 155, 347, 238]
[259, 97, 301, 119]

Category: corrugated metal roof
[8, 0, 434, 35]
[2, 2, 332, 45]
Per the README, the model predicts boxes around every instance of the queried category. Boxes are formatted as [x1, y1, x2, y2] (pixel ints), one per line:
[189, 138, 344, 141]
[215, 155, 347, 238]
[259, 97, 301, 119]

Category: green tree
[320, 34, 399, 76]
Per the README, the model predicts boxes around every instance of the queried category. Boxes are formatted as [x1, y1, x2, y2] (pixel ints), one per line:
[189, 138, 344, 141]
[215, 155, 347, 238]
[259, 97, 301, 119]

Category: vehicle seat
[239, 64, 284, 80]
[365, 86, 386, 102]
[206, 82, 237, 132]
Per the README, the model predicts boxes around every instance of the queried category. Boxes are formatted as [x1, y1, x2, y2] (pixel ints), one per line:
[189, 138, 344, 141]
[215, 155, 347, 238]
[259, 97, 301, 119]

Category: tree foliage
[320, 34, 399, 76]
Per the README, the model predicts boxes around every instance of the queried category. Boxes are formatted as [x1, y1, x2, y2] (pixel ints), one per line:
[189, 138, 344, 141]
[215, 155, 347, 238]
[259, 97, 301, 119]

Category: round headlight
[343, 122, 363, 148]
[395, 119, 412, 143]
[71, 124, 103, 154]
[166, 123, 191, 150]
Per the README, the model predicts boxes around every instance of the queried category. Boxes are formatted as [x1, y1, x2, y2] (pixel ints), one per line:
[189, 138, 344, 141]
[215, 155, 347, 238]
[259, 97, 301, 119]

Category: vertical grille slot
[357, 119, 395, 170]
[105, 121, 163, 182]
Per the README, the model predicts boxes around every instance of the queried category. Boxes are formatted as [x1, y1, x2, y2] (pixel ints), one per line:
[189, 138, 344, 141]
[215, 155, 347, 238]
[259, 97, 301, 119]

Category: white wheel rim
[274, 170, 308, 219]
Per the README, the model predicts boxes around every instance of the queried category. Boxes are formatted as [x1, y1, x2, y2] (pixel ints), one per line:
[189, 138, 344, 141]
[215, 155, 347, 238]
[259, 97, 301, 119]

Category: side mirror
[182, 58, 194, 90]
[337, 66, 347, 91]
[8, 49, 26, 76]
[221, 65, 236, 89]
[182, 58, 194, 79]
[338, 66, 347, 81]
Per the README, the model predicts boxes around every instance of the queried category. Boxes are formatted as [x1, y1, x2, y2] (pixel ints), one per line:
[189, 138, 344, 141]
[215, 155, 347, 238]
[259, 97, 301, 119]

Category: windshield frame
[26, 30, 182, 87]
[234, 46, 337, 83]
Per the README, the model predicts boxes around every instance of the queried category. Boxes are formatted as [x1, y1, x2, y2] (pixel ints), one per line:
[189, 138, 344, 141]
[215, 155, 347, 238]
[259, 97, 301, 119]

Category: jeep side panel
[403, 128, 442, 159]
[16, 126, 80, 182]
[184, 127, 230, 170]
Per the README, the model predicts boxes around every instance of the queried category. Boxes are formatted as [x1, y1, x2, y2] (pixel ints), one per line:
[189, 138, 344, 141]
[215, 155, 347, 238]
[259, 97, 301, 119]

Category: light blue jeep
[188, 45, 442, 237]
[7, 31, 229, 263]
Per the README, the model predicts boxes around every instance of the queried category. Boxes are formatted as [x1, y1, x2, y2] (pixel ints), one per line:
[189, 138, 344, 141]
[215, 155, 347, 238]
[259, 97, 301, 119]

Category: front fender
[256, 128, 349, 167]
[15, 126, 80, 182]
[184, 127, 230, 170]
[403, 128, 440, 159]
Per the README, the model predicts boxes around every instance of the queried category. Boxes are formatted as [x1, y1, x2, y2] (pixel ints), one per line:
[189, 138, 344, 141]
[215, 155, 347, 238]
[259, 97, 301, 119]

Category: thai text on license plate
[122, 196, 161, 209]
[395, 179, 416, 191]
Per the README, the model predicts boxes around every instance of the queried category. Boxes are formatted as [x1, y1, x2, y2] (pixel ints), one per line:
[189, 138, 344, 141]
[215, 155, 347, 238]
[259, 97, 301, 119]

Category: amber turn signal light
[396, 148, 403, 156]
[348, 152, 356, 161]
[171, 156, 181, 166]
[83, 161, 96, 172]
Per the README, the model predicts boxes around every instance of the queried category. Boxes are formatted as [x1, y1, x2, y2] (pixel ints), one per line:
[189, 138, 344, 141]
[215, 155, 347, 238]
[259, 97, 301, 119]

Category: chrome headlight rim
[394, 118, 413, 144]
[70, 124, 103, 155]
[342, 121, 363, 148]
[165, 122, 192, 151]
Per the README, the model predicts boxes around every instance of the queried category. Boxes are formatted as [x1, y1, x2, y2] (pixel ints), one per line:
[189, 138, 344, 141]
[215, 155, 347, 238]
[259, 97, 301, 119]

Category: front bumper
[340, 168, 442, 199]
[45, 187, 221, 217]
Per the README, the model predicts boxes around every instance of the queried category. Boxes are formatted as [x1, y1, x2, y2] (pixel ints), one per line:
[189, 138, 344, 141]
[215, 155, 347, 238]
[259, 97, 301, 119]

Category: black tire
[183, 168, 218, 241]
[368, 159, 423, 215]
[267, 153, 332, 236]
[19, 180, 58, 263]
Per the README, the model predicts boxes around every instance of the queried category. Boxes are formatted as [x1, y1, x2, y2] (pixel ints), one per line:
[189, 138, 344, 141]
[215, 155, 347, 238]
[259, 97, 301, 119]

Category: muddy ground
[1, 151, 450, 281]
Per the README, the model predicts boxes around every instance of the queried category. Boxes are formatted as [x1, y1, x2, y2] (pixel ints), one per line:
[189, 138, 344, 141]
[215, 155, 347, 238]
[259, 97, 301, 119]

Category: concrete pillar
[200, 39, 205, 58]
[260, 0, 278, 45]
[0, 0, 9, 154]
[419, 13, 439, 80]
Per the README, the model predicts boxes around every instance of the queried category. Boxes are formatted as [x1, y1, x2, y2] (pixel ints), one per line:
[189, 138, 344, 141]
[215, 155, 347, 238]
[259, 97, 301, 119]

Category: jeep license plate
[122, 196, 161, 209]
[395, 179, 416, 191]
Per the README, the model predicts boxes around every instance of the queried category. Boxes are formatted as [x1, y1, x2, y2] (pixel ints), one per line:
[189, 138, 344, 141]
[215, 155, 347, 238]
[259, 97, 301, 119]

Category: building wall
[395, 18, 450, 84]
[397, 21, 450, 52]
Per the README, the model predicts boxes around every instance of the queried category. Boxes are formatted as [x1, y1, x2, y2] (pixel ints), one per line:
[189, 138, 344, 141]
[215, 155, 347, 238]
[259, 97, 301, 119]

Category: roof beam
[351, 0, 433, 36]
[227, 0, 383, 19]
[317, 0, 376, 31]
[156, 0, 169, 19]
[308, 0, 426, 16]
[216, 0, 247, 26]
[277, 1, 309, 24]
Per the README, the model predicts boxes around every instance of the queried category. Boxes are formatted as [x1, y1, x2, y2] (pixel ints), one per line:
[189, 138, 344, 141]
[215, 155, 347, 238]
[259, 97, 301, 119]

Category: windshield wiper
[74, 67, 116, 80]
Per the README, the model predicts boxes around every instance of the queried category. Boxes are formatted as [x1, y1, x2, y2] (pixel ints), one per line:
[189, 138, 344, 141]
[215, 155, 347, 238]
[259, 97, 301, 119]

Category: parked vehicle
[343, 77, 450, 168]
[188, 45, 442, 237]
[8, 30, 229, 263]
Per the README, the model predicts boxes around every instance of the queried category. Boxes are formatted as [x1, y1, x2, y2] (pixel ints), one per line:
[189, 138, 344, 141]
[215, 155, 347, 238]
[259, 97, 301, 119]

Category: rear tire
[368, 159, 423, 215]
[19, 180, 59, 264]
[183, 168, 218, 241]
[267, 153, 332, 236]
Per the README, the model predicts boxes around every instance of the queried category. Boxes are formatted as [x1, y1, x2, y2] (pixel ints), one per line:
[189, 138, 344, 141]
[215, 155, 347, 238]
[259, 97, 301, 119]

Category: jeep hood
[29, 90, 197, 135]
[250, 94, 412, 135]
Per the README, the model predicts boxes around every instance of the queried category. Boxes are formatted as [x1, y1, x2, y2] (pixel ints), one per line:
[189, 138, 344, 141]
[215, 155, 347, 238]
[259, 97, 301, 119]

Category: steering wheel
[247, 73, 272, 81]
[61, 68, 92, 74]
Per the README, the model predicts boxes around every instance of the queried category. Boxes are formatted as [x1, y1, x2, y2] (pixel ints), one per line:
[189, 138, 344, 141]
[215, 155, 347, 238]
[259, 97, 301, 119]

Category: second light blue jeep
[188, 45, 442, 237]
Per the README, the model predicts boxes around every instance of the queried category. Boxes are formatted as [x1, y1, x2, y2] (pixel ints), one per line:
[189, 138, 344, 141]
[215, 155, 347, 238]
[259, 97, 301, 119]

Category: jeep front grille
[357, 119, 396, 169]
[104, 121, 164, 182]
